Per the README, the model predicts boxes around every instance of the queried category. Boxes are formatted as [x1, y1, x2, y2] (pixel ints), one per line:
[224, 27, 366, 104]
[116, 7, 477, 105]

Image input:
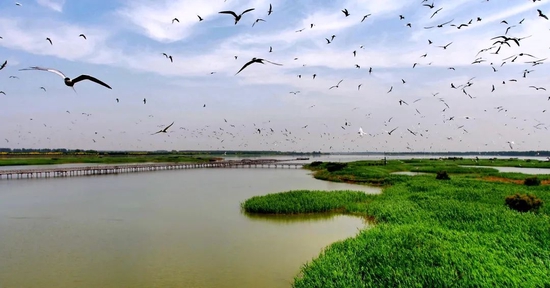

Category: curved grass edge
[244, 160, 550, 287]
[241, 190, 374, 215]
[288, 161, 550, 287]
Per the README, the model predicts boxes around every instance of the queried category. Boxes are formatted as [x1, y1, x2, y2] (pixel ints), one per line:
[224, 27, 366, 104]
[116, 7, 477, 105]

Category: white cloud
[36, 0, 65, 12]
[1, 0, 550, 152]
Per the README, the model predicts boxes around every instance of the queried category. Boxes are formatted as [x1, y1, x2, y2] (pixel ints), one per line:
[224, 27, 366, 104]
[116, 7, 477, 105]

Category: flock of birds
[1, 1, 550, 152]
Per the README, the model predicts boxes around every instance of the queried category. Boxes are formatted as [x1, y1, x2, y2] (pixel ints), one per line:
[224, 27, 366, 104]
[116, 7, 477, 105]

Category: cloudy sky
[0, 0, 549, 152]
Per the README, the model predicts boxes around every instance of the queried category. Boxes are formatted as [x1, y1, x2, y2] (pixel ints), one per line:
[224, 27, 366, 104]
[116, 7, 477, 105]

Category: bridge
[0, 159, 305, 180]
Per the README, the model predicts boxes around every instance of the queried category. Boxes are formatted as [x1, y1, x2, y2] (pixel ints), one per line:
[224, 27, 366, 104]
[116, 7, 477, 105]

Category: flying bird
[79, 34, 86, 39]
[235, 58, 282, 75]
[46, 38, 52, 45]
[0, 60, 6, 70]
[341, 9, 350, 17]
[19, 67, 112, 90]
[438, 42, 453, 49]
[219, 8, 255, 25]
[430, 8, 442, 18]
[361, 14, 372, 22]
[151, 122, 175, 135]
[252, 18, 266, 27]
[197, 15, 204, 21]
[329, 79, 343, 89]
[172, 18, 179, 23]
[537, 9, 548, 20]
[268, 4, 273, 15]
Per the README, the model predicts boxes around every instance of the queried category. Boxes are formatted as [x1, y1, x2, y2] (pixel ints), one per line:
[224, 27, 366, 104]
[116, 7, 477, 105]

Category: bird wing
[19, 66, 67, 79]
[235, 60, 257, 75]
[264, 59, 282, 66]
[219, 11, 238, 18]
[240, 8, 255, 15]
[164, 122, 175, 131]
[72, 75, 112, 89]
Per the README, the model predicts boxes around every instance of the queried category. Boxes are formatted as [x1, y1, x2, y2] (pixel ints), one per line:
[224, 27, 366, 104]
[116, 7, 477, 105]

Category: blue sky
[0, 0, 549, 152]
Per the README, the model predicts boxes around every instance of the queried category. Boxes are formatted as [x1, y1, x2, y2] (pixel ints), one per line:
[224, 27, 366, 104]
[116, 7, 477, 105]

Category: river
[0, 167, 379, 288]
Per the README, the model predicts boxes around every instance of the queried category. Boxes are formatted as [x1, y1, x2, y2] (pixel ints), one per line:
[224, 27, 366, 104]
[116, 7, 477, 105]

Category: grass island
[242, 158, 550, 287]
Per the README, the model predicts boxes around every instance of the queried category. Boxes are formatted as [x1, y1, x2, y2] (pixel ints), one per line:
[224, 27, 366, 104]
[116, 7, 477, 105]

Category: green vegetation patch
[241, 190, 370, 214]
[277, 159, 550, 287]
[291, 177, 550, 287]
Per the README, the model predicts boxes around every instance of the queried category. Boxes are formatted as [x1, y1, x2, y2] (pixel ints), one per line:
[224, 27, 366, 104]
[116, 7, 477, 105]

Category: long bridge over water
[0, 159, 306, 180]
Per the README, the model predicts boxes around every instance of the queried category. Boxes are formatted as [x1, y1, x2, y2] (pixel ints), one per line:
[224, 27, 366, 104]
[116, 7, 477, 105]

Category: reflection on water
[391, 171, 427, 176]
[0, 168, 369, 288]
[243, 211, 370, 225]
[461, 165, 550, 175]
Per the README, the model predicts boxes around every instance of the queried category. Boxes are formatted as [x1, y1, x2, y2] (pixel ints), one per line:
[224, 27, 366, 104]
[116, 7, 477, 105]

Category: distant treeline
[0, 148, 326, 156]
[382, 151, 550, 157]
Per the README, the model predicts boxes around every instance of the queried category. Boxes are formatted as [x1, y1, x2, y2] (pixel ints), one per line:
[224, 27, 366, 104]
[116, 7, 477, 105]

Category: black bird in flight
[491, 36, 520, 47]
[197, 15, 204, 21]
[172, 18, 179, 23]
[46, 37, 52, 45]
[19, 67, 112, 90]
[235, 58, 282, 75]
[79, 34, 86, 39]
[268, 4, 273, 15]
[329, 79, 343, 89]
[361, 14, 372, 22]
[387, 127, 398, 135]
[438, 42, 453, 49]
[423, 2, 435, 8]
[152, 122, 175, 135]
[424, 19, 454, 29]
[0, 60, 6, 70]
[219, 8, 255, 25]
[538, 9, 548, 20]
[430, 8, 442, 18]
[144, 98, 147, 104]
[342, 9, 350, 17]
[252, 18, 266, 27]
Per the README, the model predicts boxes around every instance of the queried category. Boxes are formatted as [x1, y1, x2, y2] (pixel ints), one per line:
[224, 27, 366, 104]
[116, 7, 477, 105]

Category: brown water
[0, 168, 379, 288]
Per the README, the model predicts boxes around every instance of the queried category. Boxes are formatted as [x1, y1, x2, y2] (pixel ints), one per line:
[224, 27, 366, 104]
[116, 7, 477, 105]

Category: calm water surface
[0, 168, 379, 288]
[462, 165, 550, 175]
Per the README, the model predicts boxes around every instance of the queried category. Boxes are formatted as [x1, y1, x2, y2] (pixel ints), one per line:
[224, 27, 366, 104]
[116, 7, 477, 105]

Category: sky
[0, 0, 550, 152]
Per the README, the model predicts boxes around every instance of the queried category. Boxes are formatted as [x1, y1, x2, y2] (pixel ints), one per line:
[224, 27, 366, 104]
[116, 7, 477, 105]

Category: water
[0, 168, 379, 288]
[462, 165, 550, 175]
[391, 171, 427, 176]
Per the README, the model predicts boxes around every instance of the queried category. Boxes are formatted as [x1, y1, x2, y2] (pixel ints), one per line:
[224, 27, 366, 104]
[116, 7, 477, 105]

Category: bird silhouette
[219, 8, 255, 25]
[151, 122, 175, 135]
[235, 58, 282, 75]
[19, 67, 112, 90]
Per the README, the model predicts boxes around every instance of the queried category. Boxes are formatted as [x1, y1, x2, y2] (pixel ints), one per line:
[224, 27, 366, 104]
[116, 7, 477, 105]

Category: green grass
[0, 155, 213, 166]
[247, 159, 550, 287]
[306, 159, 550, 184]
[241, 190, 371, 214]
[292, 177, 550, 287]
